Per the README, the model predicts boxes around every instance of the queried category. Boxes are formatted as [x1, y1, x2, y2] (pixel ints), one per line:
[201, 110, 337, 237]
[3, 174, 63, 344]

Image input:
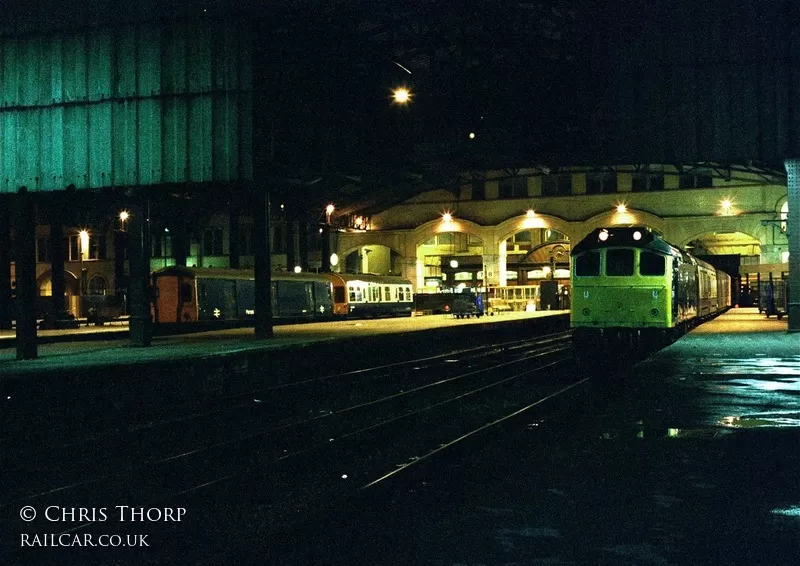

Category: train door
[153, 274, 180, 323]
[327, 274, 349, 316]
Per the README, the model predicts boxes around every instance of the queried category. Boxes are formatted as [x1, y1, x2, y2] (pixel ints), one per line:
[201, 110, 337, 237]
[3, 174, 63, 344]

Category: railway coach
[326, 273, 414, 318]
[570, 227, 730, 349]
[151, 267, 414, 330]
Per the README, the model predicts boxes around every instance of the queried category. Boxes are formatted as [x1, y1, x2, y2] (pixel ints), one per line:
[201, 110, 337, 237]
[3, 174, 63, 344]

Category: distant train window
[639, 251, 665, 276]
[574, 252, 600, 276]
[349, 286, 364, 302]
[180, 283, 193, 302]
[606, 249, 634, 276]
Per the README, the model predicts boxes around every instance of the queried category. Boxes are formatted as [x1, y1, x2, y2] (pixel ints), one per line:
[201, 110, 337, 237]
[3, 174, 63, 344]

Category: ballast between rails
[152, 266, 414, 330]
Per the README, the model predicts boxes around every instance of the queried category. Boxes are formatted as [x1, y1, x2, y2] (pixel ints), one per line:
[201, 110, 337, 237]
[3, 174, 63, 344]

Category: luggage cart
[759, 279, 788, 320]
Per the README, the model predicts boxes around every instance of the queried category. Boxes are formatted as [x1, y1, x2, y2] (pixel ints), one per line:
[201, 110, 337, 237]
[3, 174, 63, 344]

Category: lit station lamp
[392, 87, 411, 105]
[719, 198, 734, 215]
[119, 210, 129, 231]
[612, 202, 635, 225]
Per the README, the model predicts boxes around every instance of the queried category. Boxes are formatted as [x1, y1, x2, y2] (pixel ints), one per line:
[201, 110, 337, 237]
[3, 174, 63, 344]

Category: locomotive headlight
[582, 308, 591, 316]
[650, 308, 659, 317]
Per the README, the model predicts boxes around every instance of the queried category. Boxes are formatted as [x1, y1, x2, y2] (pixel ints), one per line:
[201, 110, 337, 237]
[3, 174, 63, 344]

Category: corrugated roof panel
[39, 107, 64, 190]
[137, 98, 162, 186]
[187, 26, 212, 92]
[0, 21, 252, 192]
[137, 26, 161, 97]
[115, 27, 137, 98]
[188, 96, 212, 183]
[1, 38, 20, 106]
[88, 102, 112, 188]
[111, 100, 138, 186]
[62, 33, 88, 104]
[162, 27, 188, 95]
[63, 105, 89, 186]
[162, 98, 189, 183]
[88, 31, 112, 101]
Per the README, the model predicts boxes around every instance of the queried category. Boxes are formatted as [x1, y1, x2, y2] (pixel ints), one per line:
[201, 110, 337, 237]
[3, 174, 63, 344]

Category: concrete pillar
[784, 158, 800, 331]
[128, 200, 152, 347]
[298, 221, 309, 270]
[286, 219, 297, 271]
[228, 205, 240, 269]
[172, 199, 188, 267]
[253, 187, 273, 338]
[482, 253, 502, 287]
[0, 197, 12, 330]
[14, 187, 38, 360]
[114, 229, 128, 309]
[320, 223, 331, 272]
[46, 193, 75, 327]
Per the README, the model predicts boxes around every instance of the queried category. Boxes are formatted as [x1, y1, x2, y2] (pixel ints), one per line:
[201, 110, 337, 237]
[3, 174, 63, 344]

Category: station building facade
[334, 163, 790, 309]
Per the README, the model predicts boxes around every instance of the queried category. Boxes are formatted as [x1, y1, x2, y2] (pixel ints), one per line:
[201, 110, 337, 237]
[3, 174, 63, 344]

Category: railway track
[3, 331, 581, 564]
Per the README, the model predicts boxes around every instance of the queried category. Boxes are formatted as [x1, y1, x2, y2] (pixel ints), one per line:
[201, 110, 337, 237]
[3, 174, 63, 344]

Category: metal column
[784, 158, 800, 331]
[128, 200, 152, 346]
[13, 187, 37, 360]
[0, 197, 12, 330]
[253, 186, 273, 338]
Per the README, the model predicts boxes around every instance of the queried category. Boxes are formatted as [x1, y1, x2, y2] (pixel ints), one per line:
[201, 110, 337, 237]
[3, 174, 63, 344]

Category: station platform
[0, 310, 568, 379]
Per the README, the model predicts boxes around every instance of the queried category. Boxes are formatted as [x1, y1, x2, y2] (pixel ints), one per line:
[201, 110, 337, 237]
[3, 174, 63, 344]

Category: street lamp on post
[78, 229, 89, 296]
[321, 204, 334, 272]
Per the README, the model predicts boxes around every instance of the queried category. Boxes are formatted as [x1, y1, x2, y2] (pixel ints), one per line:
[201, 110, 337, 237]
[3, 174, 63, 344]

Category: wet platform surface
[277, 308, 800, 565]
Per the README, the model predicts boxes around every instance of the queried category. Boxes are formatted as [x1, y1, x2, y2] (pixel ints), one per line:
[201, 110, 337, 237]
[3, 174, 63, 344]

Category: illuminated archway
[416, 231, 485, 292]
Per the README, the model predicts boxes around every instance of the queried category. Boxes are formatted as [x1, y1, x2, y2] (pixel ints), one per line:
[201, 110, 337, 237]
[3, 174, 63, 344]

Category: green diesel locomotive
[570, 227, 730, 349]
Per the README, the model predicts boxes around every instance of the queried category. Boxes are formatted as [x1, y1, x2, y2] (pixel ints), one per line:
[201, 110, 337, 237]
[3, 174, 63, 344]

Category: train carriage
[326, 273, 414, 318]
[152, 267, 336, 328]
[570, 227, 730, 349]
[152, 267, 414, 330]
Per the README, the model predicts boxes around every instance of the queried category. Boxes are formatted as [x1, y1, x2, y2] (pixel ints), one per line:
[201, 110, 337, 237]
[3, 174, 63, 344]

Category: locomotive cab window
[606, 249, 634, 276]
[574, 251, 600, 276]
[639, 251, 665, 276]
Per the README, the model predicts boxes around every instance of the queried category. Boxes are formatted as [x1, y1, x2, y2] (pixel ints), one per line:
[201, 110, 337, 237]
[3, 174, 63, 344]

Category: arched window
[87, 274, 108, 295]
